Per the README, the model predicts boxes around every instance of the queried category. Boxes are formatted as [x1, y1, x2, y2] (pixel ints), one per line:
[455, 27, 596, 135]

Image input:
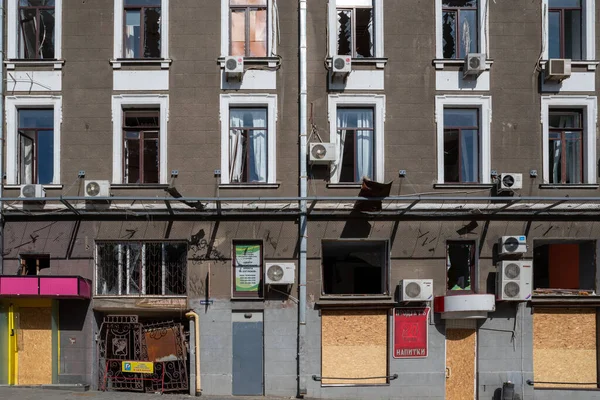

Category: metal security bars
[95, 242, 187, 296]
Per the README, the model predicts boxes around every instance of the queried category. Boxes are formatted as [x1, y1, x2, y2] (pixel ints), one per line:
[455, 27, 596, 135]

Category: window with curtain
[17, 109, 54, 185]
[230, 0, 267, 57]
[443, 108, 479, 183]
[123, 0, 161, 58]
[548, 109, 583, 184]
[123, 110, 160, 184]
[548, 0, 582, 60]
[442, 0, 478, 59]
[336, 3, 374, 58]
[229, 107, 268, 183]
[18, 0, 56, 59]
[337, 108, 374, 183]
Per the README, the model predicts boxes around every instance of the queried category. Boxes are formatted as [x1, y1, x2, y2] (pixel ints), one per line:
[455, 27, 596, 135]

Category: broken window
[444, 108, 479, 183]
[549, 0, 582, 59]
[336, 3, 374, 58]
[229, 107, 268, 183]
[337, 108, 374, 183]
[123, 0, 161, 58]
[230, 0, 267, 57]
[322, 240, 388, 296]
[123, 110, 160, 184]
[442, 0, 478, 59]
[548, 109, 583, 184]
[533, 240, 595, 294]
[19, 0, 55, 59]
[95, 242, 187, 296]
[18, 109, 54, 185]
[446, 240, 476, 293]
[18, 254, 50, 275]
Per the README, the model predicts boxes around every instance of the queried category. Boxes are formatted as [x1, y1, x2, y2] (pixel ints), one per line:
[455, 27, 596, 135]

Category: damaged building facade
[0, 1, 600, 400]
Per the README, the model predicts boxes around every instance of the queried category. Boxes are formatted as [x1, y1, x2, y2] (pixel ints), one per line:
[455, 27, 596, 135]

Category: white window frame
[5, 95, 62, 185]
[435, 95, 492, 184]
[435, 0, 488, 59]
[541, 95, 597, 184]
[327, 0, 384, 58]
[328, 94, 385, 184]
[113, 0, 170, 60]
[111, 94, 169, 184]
[542, 0, 595, 61]
[220, 0, 278, 58]
[7, 0, 63, 60]
[220, 94, 278, 185]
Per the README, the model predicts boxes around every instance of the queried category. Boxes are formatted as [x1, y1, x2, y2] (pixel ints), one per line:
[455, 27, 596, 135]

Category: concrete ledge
[0, 384, 90, 392]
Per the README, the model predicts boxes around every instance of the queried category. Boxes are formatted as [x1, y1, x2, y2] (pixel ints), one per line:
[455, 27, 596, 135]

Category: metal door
[232, 311, 263, 396]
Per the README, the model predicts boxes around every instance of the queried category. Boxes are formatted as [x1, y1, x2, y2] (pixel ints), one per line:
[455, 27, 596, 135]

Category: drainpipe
[0, 2, 5, 275]
[298, 0, 308, 397]
[185, 311, 201, 396]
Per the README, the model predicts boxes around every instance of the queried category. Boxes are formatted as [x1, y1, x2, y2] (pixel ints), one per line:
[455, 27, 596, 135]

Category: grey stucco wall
[58, 300, 94, 385]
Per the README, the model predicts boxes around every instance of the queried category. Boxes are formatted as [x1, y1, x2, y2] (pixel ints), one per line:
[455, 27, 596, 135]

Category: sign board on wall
[122, 361, 154, 374]
[234, 243, 261, 292]
[393, 307, 430, 358]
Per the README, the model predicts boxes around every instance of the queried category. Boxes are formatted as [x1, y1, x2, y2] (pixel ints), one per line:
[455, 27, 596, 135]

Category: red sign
[393, 307, 429, 358]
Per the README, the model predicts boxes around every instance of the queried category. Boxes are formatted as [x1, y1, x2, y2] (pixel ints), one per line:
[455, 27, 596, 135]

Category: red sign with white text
[393, 307, 429, 358]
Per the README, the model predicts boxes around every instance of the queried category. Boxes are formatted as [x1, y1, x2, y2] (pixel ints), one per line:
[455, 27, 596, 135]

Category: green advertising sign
[235, 244, 261, 292]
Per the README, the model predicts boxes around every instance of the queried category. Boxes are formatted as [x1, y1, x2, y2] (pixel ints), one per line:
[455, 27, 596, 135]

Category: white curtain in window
[229, 109, 267, 183]
[355, 110, 373, 179]
[335, 110, 351, 182]
[125, 25, 136, 58]
[552, 116, 569, 183]
[229, 113, 245, 183]
[19, 133, 33, 184]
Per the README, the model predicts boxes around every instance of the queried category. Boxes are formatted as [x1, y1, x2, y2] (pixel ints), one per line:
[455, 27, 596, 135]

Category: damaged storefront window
[19, 0, 55, 59]
[442, 0, 478, 59]
[123, 0, 161, 58]
[446, 240, 476, 292]
[336, 4, 373, 58]
[96, 242, 187, 296]
[230, 0, 267, 57]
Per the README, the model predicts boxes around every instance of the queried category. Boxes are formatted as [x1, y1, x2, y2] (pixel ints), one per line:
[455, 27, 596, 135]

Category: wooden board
[321, 309, 387, 385]
[18, 307, 52, 385]
[533, 308, 597, 388]
[446, 328, 476, 400]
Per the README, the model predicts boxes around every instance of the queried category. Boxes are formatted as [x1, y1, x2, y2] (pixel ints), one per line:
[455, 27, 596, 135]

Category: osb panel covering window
[18, 307, 53, 384]
[446, 329, 476, 400]
[321, 309, 387, 385]
[534, 308, 597, 388]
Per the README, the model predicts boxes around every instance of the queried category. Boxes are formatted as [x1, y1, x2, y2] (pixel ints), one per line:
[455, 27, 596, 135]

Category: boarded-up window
[321, 309, 387, 385]
[533, 308, 597, 388]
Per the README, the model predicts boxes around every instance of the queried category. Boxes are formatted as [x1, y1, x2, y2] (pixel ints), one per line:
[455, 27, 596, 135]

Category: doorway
[232, 311, 263, 396]
[446, 322, 477, 400]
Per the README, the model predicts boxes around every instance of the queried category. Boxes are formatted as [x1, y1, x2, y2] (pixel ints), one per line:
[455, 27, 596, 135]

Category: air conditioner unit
[496, 261, 532, 301]
[399, 279, 433, 302]
[499, 173, 523, 190]
[224, 56, 244, 81]
[546, 58, 572, 81]
[498, 236, 527, 255]
[265, 263, 295, 285]
[84, 180, 110, 198]
[20, 184, 45, 199]
[332, 55, 351, 75]
[463, 53, 486, 76]
[309, 142, 337, 163]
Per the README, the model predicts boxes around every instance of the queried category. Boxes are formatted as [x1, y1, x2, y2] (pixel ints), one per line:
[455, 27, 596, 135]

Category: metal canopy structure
[3, 195, 600, 220]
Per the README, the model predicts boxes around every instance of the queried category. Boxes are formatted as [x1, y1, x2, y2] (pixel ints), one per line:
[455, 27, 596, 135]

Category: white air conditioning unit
[546, 59, 572, 81]
[463, 53, 486, 76]
[224, 56, 244, 81]
[265, 263, 295, 285]
[499, 236, 527, 255]
[309, 142, 337, 163]
[84, 180, 110, 198]
[399, 279, 433, 302]
[499, 173, 523, 190]
[496, 261, 532, 301]
[332, 55, 351, 75]
[20, 184, 45, 199]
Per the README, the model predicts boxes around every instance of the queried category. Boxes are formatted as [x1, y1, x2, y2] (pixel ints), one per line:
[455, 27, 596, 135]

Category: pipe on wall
[185, 311, 201, 396]
[0, 2, 5, 275]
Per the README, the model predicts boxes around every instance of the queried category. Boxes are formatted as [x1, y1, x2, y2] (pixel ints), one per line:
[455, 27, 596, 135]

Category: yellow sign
[122, 361, 154, 374]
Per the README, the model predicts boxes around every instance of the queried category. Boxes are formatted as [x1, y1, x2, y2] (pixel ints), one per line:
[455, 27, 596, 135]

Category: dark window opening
[18, 109, 54, 185]
[322, 241, 388, 296]
[230, 0, 267, 57]
[229, 107, 268, 183]
[19, 0, 55, 59]
[123, 110, 160, 184]
[123, 0, 161, 58]
[336, 6, 374, 58]
[18, 254, 50, 275]
[442, 0, 478, 59]
[548, 109, 583, 184]
[444, 108, 479, 183]
[548, 0, 582, 60]
[446, 240, 476, 293]
[337, 107, 374, 183]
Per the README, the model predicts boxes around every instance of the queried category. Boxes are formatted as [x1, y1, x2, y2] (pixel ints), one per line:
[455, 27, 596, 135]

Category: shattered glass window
[124, 0, 161, 58]
[442, 0, 478, 59]
[18, 0, 55, 59]
[230, 0, 267, 57]
[337, 6, 373, 58]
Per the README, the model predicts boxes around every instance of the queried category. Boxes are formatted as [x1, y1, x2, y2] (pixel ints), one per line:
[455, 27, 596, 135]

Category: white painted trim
[220, 0, 277, 57]
[540, 95, 597, 184]
[542, 0, 595, 60]
[5, 95, 63, 185]
[434, 95, 492, 184]
[114, 0, 169, 60]
[111, 94, 169, 184]
[327, 94, 386, 183]
[219, 94, 278, 185]
[327, 0, 384, 58]
[7, 0, 63, 60]
[435, 0, 488, 59]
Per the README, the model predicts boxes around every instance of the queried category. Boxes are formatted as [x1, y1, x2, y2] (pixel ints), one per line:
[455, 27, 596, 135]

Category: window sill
[3, 184, 63, 190]
[218, 56, 281, 69]
[326, 57, 388, 69]
[327, 183, 362, 189]
[5, 59, 65, 70]
[219, 183, 280, 189]
[433, 183, 495, 189]
[539, 184, 599, 189]
[110, 58, 172, 70]
[539, 59, 600, 71]
[432, 58, 493, 71]
[111, 184, 170, 190]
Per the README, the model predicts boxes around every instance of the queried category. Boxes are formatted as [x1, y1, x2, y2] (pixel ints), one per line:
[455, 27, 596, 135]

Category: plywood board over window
[321, 309, 387, 385]
[533, 308, 597, 388]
